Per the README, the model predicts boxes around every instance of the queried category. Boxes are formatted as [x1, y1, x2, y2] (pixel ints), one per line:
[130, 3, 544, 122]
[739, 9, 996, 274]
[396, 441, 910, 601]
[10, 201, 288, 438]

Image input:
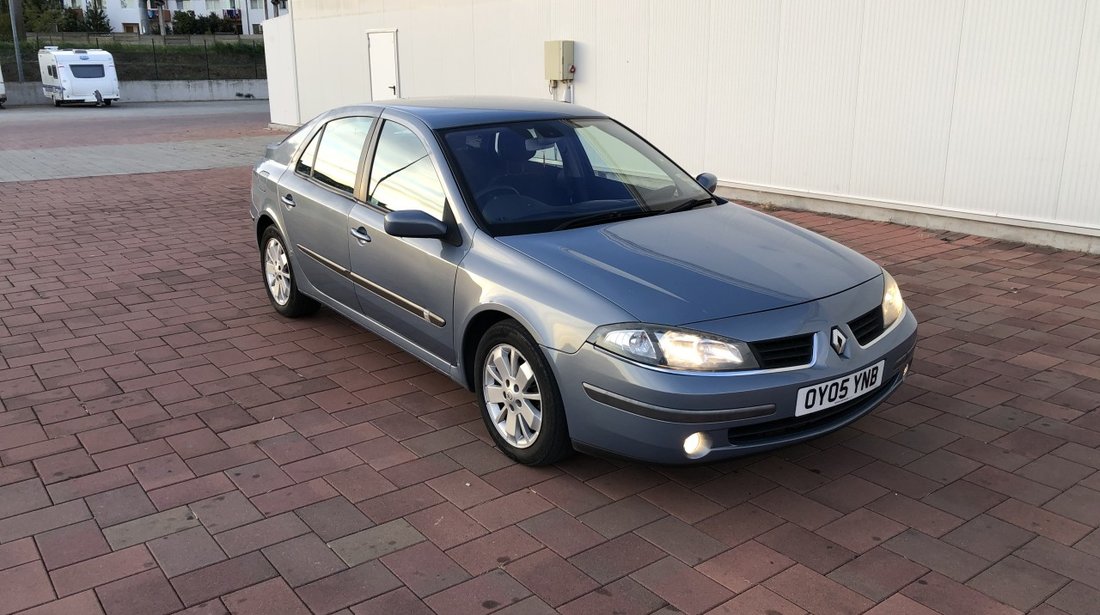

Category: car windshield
[442, 118, 714, 235]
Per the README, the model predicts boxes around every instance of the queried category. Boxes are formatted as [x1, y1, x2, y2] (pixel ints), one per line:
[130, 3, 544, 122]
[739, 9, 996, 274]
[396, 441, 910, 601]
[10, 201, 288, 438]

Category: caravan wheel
[53, 100, 62, 107]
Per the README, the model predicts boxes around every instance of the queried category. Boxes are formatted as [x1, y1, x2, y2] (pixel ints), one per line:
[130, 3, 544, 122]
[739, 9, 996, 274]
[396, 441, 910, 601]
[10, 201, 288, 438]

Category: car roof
[328, 96, 607, 130]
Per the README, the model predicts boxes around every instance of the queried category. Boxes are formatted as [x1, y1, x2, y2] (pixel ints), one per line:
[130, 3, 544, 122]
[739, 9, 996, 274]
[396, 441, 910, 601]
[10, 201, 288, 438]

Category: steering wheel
[476, 185, 521, 202]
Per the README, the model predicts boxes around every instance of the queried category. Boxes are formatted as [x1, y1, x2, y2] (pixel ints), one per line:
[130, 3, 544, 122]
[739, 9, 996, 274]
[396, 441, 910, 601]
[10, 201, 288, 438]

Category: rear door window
[69, 64, 106, 79]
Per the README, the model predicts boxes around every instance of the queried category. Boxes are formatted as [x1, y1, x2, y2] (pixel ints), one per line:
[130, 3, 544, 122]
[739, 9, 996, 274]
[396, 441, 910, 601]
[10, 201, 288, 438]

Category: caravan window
[70, 64, 106, 79]
[48, 66, 57, 78]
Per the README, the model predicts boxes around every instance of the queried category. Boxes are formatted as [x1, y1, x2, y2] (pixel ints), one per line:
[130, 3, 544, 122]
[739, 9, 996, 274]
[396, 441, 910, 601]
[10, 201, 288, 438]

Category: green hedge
[0, 40, 265, 82]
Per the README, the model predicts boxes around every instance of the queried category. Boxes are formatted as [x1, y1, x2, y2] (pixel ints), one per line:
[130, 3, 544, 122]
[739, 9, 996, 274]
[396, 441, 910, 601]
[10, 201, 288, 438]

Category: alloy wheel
[483, 343, 543, 448]
[264, 238, 291, 306]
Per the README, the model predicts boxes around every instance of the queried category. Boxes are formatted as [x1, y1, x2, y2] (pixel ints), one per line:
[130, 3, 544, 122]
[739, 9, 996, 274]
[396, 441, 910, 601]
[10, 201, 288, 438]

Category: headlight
[882, 270, 905, 327]
[593, 325, 759, 371]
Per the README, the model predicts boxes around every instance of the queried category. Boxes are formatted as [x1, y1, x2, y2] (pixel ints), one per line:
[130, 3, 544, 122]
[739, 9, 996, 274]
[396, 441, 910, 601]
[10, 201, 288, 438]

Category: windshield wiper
[664, 195, 718, 214]
[553, 209, 658, 231]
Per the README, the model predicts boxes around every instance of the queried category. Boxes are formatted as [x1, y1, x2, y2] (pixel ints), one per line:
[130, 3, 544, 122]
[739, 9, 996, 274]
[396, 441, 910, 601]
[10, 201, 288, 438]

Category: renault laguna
[250, 98, 917, 465]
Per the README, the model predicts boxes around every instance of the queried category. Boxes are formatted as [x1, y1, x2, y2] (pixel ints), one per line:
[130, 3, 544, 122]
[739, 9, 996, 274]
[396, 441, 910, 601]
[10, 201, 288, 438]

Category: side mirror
[696, 172, 718, 193]
[383, 209, 448, 239]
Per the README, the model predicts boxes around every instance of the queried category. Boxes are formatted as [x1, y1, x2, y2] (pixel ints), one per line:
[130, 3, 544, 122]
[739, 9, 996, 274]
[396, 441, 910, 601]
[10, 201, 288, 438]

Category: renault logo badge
[830, 327, 848, 356]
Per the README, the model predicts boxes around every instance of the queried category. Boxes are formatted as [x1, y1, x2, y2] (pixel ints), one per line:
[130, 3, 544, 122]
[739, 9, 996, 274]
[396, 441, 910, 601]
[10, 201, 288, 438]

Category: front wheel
[475, 321, 572, 466]
[260, 226, 318, 318]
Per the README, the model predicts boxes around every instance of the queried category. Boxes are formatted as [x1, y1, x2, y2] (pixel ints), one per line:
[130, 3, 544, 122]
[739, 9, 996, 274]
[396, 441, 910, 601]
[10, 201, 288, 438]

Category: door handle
[281, 193, 295, 207]
[350, 227, 372, 243]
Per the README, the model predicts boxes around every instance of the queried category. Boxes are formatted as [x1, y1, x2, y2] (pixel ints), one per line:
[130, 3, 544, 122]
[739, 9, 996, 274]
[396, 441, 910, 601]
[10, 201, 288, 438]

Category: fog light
[683, 432, 711, 459]
[902, 362, 911, 379]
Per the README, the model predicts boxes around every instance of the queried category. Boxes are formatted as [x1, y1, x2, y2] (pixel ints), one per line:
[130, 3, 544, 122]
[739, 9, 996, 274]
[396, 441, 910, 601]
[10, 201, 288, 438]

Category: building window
[250, 0, 261, 8]
[176, 0, 184, 10]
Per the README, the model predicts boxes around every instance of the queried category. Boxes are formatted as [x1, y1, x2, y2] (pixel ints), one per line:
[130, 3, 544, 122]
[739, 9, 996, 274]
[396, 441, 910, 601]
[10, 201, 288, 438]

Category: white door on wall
[368, 31, 400, 101]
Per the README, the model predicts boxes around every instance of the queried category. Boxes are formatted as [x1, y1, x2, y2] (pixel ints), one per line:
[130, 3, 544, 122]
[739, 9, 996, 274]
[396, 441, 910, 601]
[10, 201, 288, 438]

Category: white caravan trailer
[38, 47, 120, 106]
[0, 66, 6, 108]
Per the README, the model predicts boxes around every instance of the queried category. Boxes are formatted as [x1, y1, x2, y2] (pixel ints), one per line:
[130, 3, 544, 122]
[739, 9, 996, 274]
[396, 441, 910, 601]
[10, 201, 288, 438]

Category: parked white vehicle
[0, 67, 7, 108]
[38, 47, 120, 107]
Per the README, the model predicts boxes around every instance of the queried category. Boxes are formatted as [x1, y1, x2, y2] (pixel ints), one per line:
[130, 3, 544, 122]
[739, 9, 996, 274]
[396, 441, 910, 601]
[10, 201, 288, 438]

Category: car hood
[498, 205, 882, 325]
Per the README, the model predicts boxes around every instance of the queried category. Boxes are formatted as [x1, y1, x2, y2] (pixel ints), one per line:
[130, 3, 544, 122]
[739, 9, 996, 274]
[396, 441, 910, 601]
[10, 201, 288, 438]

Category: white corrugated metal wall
[271, 0, 1100, 238]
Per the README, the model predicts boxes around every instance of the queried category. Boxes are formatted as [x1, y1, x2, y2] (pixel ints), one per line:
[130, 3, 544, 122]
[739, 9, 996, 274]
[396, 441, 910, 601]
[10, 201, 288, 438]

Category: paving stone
[95, 569, 182, 615]
[943, 514, 1036, 560]
[967, 555, 1069, 611]
[757, 523, 857, 575]
[296, 561, 403, 614]
[634, 516, 727, 565]
[569, 533, 666, 585]
[0, 479, 50, 517]
[170, 552, 278, 607]
[349, 587, 434, 615]
[148, 526, 227, 578]
[214, 512, 312, 557]
[15, 590, 105, 615]
[631, 556, 731, 615]
[446, 525, 544, 575]
[262, 533, 346, 587]
[329, 519, 427, 567]
[517, 508, 606, 558]
[323, 464, 397, 503]
[817, 508, 908, 553]
[190, 490, 263, 534]
[902, 571, 1024, 615]
[883, 529, 991, 582]
[696, 540, 795, 593]
[578, 495, 666, 538]
[221, 578, 311, 615]
[0, 499, 92, 542]
[102, 506, 200, 549]
[49, 545, 158, 597]
[827, 546, 928, 601]
[707, 585, 807, 615]
[251, 478, 339, 516]
[86, 484, 156, 527]
[380, 541, 469, 597]
[0, 561, 56, 614]
[764, 564, 875, 615]
[295, 496, 374, 541]
[423, 569, 532, 615]
[0, 537, 39, 572]
[407, 502, 489, 550]
[34, 520, 109, 570]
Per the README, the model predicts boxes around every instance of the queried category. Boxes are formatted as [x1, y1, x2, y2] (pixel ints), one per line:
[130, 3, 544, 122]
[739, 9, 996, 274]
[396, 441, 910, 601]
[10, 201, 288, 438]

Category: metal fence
[1, 38, 265, 82]
[27, 31, 265, 47]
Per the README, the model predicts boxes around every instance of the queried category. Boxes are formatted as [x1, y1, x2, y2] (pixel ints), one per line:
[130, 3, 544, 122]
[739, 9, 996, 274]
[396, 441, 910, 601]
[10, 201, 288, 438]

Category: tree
[21, 0, 66, 33]
[83, 0, 110, 33]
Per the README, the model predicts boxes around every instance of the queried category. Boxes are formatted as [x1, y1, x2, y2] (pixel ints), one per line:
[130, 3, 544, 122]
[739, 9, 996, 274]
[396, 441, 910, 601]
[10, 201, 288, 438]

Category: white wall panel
[850, 0, 963, 205]
[263, 14, 299, 125]
[593, 0, 651, 134]
[771, 0, 865, 193]
[272, 0, 1100, 236]
[702, 0, 781, 184]
[943, 0, 1087, 220]
[644, 0, 710, 174]
[1057, 0, 1100, 229]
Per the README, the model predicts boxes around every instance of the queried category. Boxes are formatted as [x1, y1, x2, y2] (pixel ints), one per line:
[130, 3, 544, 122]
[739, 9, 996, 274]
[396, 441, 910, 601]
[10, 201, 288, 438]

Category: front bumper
[549, 290, 918, 464]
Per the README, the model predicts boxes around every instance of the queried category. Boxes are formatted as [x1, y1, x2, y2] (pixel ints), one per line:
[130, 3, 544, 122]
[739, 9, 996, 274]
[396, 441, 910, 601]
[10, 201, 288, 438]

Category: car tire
[475, 320, 572, 466]
[260, 226, 318, 318]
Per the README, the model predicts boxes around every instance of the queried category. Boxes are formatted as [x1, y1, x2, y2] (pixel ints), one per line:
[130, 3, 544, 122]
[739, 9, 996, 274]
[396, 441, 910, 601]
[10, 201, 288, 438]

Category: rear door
[347, 118, 465, 362]
[278, 115, 377, 309]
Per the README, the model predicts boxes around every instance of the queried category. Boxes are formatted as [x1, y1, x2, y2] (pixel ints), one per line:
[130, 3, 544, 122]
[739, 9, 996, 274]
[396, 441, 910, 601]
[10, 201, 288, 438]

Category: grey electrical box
[544, 40, 575, 81]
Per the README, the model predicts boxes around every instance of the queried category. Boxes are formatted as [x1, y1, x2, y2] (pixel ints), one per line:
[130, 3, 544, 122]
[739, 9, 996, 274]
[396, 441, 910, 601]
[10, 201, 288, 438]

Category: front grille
[848, 306, 885, 345]
[750, 334, 815, 369]
[727, 373, 900, 445]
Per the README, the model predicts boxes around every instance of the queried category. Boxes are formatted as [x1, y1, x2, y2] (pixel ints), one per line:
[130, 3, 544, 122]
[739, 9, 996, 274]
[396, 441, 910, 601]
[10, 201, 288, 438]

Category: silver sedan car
[250, 98, 918, 465]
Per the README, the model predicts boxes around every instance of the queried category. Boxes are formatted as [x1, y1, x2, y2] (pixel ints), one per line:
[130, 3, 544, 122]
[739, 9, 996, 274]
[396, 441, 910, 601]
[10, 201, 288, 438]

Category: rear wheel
[104, 100, 112, 107]
[475, 321, 572, 466]
[53, 100, 62, 107]
[260, 226, 318, 318]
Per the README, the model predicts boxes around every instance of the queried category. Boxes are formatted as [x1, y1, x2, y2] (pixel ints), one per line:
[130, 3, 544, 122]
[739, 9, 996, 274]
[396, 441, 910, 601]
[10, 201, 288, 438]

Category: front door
[347, 119, 463, 363]
[279, 115, 376, 310]
[367, 30, 400, 101]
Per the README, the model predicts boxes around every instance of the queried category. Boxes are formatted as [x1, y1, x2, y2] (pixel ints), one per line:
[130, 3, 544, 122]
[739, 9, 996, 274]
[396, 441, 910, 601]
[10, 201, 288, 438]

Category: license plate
[795, 361, 885, 417]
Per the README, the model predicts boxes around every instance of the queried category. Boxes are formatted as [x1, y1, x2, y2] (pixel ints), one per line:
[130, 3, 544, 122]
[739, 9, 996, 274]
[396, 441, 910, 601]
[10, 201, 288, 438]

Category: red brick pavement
[1, 167, 1099, 614]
